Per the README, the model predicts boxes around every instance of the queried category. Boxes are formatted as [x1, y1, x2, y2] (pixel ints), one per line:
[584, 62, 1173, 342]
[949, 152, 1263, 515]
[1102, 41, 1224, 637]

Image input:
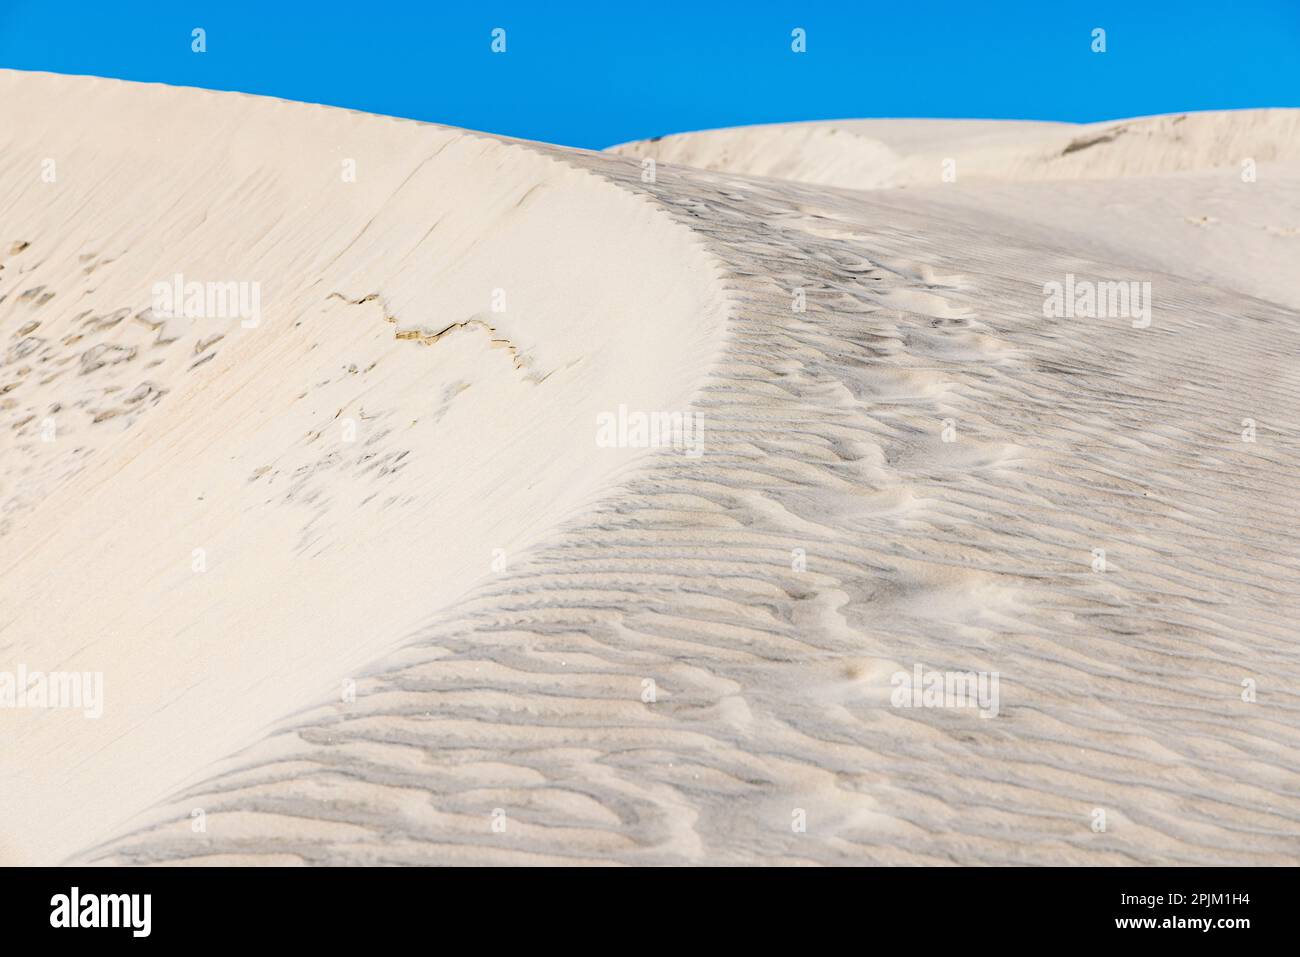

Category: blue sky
[1, 1, 1296, 149]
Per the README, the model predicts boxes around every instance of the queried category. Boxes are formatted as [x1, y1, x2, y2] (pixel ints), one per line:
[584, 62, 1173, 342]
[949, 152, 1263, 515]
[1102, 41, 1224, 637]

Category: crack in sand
[327, 290, 532, 372]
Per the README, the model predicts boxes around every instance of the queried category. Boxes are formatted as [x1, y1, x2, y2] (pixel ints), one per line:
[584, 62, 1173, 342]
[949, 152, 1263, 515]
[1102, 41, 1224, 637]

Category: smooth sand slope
[3, 73, 1299, 864]
[0, 71, 726, 864]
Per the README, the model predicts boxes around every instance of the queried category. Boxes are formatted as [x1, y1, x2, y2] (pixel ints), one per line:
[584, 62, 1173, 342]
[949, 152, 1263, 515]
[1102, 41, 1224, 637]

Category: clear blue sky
[1, 1, 1296, 149]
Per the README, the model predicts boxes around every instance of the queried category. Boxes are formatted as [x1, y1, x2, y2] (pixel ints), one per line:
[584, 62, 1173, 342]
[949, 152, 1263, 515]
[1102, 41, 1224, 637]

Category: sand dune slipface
[4, 73, 1300, 866]
[0, 71, 725, 864]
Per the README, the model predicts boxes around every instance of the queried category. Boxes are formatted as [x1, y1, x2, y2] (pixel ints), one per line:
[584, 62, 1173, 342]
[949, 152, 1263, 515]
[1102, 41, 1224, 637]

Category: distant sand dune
[3, 72, 1299, 865]
[611, 111, 1300, 189]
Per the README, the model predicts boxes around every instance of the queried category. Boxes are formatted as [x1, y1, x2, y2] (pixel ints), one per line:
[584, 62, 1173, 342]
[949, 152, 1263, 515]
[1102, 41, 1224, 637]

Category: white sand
[2, 72, 1298, 865]
[611, 111, 1300, 189]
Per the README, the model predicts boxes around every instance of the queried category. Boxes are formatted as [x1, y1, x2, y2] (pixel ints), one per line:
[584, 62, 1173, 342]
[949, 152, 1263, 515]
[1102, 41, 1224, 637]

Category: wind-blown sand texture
[2, 72, 1298, 865]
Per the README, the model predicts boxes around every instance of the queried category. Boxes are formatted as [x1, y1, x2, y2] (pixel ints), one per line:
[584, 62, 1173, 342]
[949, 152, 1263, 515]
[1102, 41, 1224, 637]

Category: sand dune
[0, 71, 725, 864]
[3, 72, 1299, 865]
[611, 111, 1300, 189]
